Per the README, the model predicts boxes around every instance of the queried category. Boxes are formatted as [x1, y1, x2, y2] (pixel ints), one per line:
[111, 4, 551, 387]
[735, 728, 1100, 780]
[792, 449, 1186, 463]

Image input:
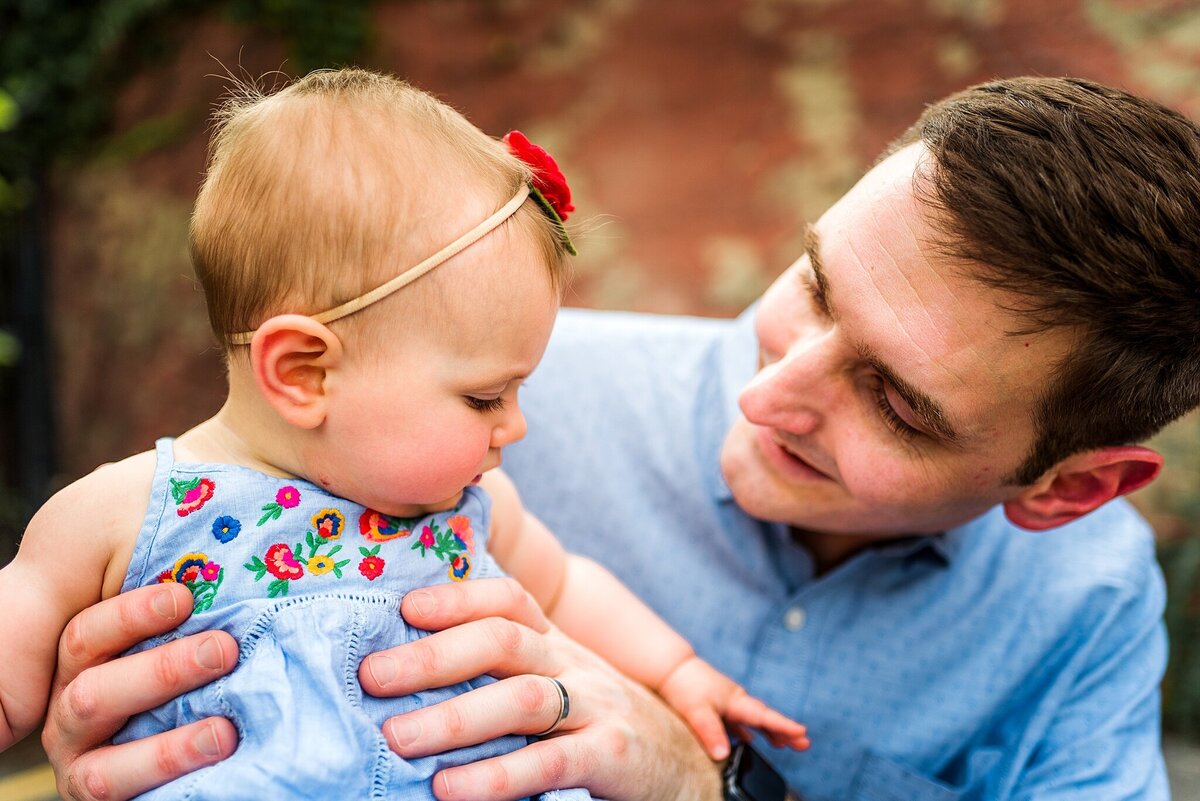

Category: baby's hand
[658, 655, 810, 760]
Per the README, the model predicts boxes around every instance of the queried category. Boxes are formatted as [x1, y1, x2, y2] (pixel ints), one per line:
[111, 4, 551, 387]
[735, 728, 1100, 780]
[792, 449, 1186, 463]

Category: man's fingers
[56, 718, 237, 801]
[45, 631, 238, 748]
[384, 674, 573, 758]
[361, 617, 557, 697]
[54, 584, 195, 694]
[401, 578, 550, 634]
[432, 739, 587, 801]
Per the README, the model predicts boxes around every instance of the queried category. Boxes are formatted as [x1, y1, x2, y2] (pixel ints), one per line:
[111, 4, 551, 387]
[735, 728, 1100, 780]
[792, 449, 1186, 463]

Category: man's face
[719, 144, 1072, 536]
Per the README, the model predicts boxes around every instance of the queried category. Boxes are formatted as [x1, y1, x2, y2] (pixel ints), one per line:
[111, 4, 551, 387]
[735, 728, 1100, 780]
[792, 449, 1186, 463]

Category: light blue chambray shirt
[505, 308, 1169, 801]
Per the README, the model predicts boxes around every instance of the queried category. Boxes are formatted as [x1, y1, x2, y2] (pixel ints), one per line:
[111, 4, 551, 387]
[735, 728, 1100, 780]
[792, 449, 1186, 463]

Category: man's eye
[465, 396, 506, 413]
[868, 378, 920, 441]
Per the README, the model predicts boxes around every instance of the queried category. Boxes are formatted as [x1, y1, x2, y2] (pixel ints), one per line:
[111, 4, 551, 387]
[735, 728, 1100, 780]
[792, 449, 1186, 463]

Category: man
[41, 78, 1197, 800]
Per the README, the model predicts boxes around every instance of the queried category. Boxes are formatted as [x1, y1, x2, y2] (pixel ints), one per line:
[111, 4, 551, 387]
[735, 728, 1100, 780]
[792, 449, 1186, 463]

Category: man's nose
[739, 335, 846, 434]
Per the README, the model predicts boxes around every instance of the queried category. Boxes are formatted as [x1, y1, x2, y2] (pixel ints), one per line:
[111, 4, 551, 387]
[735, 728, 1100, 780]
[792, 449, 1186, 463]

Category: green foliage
[0, 0, 375, 213]
[1162, 536, 1200, 738]
[0, 330, 19, 367]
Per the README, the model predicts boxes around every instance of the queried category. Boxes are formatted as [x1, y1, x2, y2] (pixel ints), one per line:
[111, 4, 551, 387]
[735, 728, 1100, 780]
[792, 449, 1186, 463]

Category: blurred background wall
[2, 0, 1199, 758]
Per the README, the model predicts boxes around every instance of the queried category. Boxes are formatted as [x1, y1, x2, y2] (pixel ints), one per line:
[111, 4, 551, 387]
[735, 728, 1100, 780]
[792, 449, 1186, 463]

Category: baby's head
[190, 68, 573, 515]
[192, 68, 570, 350]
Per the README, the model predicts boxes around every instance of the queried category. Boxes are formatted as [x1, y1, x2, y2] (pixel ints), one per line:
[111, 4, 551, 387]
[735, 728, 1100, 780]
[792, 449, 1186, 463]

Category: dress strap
[119, 438, 179, 592]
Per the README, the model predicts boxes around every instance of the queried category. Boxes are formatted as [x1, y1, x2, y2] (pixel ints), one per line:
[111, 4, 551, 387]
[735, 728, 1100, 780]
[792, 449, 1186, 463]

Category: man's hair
[889, 77, 1200, 485]
[191, 68, 569, 350]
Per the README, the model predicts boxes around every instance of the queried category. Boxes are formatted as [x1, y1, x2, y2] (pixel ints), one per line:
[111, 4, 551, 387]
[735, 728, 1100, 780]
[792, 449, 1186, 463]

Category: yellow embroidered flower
[307, 554, 335, 575]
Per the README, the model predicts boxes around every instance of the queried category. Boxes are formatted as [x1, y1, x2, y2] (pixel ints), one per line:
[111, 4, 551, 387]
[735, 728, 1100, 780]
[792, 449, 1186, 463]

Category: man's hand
[358, 577, 723, 801]
[42, 583, 239, 801]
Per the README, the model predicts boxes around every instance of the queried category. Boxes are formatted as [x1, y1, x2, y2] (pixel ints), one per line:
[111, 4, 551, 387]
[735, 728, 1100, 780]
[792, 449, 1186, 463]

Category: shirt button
[783, 606, 806, 631]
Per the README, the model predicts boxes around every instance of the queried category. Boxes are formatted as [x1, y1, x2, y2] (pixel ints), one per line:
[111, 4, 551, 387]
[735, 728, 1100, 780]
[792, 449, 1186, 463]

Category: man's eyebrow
[803, 225, 833, 318]
[861, 344, 962, 444]
[804, 226, 962, 444]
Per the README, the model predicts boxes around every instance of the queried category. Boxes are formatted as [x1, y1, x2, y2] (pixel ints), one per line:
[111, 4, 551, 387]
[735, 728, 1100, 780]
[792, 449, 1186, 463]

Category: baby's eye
[464, 396, 506, 413]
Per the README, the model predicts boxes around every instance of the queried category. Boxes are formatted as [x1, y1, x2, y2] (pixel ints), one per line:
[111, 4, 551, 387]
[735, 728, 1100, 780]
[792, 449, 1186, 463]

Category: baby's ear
[249, 315, 343, 429]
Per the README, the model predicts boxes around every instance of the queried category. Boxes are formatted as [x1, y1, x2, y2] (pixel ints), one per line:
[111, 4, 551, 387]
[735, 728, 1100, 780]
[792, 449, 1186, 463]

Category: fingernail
[153, 587, 179, 620]
[408, 590, 436, 618]
[367, 654, 397, 687]
[195, 634, 226, 671]
[194, 721, 222, 757]
[440, 770, 454, 796]
[389, 716, 421, 748]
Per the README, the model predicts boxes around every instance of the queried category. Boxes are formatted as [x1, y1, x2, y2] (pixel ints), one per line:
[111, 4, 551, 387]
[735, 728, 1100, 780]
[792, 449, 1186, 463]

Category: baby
[0, 69, 807, 799]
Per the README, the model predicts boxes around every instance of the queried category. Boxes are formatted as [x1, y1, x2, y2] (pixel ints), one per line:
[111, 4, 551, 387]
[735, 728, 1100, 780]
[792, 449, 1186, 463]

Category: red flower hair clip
[503, 130, 577, 255]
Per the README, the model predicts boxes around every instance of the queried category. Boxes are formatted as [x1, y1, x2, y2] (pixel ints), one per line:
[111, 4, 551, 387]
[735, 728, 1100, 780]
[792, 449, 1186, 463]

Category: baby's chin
[376, 489, 466, 518]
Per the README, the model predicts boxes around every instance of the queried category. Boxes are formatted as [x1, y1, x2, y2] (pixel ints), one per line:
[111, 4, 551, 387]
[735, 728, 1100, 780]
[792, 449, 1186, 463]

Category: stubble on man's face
[719, 144, 1073, 540]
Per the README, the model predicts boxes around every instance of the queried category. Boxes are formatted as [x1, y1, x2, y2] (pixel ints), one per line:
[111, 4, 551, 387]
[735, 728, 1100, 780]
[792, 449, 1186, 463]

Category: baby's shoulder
[24, 450, 157, 594]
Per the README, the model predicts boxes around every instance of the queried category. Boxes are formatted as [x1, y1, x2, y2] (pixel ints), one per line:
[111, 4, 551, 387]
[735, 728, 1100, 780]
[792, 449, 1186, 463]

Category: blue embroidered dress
[115, 438, 587, 801]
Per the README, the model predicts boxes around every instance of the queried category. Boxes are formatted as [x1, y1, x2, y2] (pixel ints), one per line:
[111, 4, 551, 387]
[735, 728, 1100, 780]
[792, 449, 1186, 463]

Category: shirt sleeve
[1011, 558, 1169, 800]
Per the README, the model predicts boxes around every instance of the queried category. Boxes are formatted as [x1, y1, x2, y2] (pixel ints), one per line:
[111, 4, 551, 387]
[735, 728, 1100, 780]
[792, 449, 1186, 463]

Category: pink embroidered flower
[172, 477, 216, 517]
[200, 562, 222, 581]
[359, 509, 412, 542]
[503, 131, 574, 221]
[265, 543, 304, 580]
[276, 486, 301, 509]
[312, 509, 345, 540]
[419, 525, 436, 548]
[358, 555, 385, 581]
[446, 515, 475, 555]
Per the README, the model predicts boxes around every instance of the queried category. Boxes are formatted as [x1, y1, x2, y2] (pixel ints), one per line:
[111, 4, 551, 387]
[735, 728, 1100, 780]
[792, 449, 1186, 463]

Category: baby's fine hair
[190, 68, 569, 350]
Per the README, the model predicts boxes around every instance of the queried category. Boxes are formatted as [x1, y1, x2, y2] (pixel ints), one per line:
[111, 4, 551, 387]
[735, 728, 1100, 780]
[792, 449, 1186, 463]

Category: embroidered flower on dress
[156, 552, 223, 612]
[449, 554, 472, 581]
[312, 509, 345, 540]
[359, 509, 414, 542]
[307, 554, 336, 575]
[172, 553, 208, 583]
[258, 485, 302, 526]
[446, 515, 475, 555]
[264, 543, 304, 580]
[358, 546, 385, 581]
[419, 525, 436, 548]
[211, 515, 241, 544]
[171, 477, 216, 517]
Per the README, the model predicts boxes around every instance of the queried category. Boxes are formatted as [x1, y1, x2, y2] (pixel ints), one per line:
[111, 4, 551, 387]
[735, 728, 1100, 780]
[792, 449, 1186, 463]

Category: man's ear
[1003, 446, 1162, 531]
[249, 314, 344, 430]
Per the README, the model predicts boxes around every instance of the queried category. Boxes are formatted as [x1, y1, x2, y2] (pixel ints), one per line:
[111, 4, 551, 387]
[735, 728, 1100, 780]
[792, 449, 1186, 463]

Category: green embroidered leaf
[268, 578, 289, 598]
[257, 503, 283, 527]
[327, 544, 342, 557]
[245, 556, 267, 581]
[170, 477, 201, 504]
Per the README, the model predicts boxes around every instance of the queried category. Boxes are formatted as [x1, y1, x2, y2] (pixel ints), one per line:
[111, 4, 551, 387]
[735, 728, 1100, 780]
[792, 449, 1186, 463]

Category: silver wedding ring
[534, 677, 571, 737]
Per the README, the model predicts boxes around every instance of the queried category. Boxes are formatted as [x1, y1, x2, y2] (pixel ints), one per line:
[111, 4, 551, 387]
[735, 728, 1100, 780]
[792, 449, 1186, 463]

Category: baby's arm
[483, 471, 808, 760]
[0, 453, 150, 751]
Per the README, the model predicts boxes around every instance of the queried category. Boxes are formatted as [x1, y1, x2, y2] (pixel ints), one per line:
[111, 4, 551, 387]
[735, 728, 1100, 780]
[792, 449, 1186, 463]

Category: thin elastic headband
[229, 183, 531, 345]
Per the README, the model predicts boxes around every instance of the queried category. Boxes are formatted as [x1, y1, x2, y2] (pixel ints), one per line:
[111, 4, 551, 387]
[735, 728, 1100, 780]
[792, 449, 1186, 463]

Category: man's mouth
[755, 426, 833, 482]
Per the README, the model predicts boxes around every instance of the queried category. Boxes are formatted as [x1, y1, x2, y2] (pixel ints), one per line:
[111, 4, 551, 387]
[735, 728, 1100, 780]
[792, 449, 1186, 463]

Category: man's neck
[790, 528, 899, 576]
